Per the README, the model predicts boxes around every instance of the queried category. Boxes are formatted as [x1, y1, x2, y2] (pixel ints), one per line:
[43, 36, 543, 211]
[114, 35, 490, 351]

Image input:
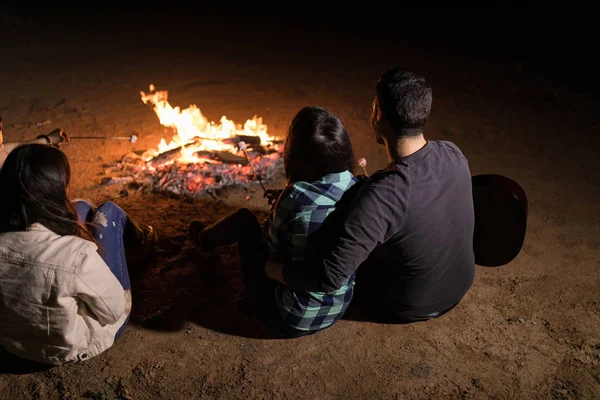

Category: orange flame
[140, 84, 275, 164]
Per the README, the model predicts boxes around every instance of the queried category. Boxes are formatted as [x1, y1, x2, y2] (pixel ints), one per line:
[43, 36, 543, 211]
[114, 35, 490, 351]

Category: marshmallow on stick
[358, 157, 369, 176]
[238, 141, 267, 192]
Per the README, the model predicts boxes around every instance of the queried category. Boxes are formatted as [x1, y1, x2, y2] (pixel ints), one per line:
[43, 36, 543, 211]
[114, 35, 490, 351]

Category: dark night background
[2, 4, 598, 96]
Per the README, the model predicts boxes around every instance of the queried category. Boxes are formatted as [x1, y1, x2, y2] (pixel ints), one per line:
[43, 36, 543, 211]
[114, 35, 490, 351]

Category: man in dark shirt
[266, 68, 475, 323]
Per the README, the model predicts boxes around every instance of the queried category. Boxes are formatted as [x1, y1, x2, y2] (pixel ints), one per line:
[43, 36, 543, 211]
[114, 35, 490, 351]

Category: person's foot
[188, 220, 206, 250]
[142, 225, 158, 250]
[127, 224, 158, 264]
[188, 220, 218, 254]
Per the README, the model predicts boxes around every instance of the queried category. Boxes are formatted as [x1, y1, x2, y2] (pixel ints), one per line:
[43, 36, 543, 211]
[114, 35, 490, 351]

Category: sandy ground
[1, 12, 599, 399]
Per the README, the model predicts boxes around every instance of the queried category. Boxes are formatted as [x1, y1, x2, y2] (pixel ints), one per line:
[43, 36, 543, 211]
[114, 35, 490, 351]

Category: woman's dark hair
[283, 106, 355, 183]
[0, 144, 93, 241]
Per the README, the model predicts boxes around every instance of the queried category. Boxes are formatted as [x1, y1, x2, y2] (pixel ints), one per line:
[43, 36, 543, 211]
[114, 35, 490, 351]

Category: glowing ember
[110, 85, 284, 197]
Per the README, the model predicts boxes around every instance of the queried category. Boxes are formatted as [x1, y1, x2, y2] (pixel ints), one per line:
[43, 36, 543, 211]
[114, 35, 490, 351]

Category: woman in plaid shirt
[188, 106, 360, 338]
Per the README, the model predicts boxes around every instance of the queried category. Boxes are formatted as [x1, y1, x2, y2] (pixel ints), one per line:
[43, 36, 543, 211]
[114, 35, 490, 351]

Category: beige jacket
[0, 223, 131, 365]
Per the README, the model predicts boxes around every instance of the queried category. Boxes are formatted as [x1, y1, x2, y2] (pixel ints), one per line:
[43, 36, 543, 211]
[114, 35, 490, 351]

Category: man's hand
[37, 129, 71, 147]
[265, 260, 285, 284]
[264, 189, 283, 210]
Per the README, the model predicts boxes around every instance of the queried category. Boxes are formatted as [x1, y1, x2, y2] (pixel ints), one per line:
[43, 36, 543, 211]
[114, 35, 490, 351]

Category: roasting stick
[70, 135, 138, 143]
[238, 141, 267, 192]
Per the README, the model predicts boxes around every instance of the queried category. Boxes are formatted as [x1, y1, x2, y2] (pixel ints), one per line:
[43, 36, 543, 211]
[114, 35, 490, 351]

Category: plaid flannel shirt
[267, 170, 358, 331]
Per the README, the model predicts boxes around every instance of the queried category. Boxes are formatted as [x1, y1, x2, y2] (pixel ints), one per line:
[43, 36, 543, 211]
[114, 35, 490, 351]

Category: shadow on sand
[126, 229, 272, 339]
[0, 351, 54, 375]
[127, 232, 388, 338]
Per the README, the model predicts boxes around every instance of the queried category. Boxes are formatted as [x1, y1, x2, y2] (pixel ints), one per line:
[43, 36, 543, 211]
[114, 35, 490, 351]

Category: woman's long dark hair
[0, 144, 94, 241]
[284, 106, 355, 184]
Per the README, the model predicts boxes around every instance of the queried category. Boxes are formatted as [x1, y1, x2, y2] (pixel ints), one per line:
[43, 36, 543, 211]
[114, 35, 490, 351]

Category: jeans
[201, 208, 315, 339]
[73, 200, 131, 339]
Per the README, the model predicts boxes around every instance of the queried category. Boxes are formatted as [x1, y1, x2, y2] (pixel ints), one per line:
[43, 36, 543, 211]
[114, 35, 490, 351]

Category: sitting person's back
[0, 225, 127, 364]
[360, 140, 474, 320]
[190, 105, 361, 337]
[268, 170, 358, 331]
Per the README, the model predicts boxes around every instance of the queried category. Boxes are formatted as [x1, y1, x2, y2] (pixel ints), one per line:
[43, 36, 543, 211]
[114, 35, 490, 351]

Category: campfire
[110, 85, 283, 196]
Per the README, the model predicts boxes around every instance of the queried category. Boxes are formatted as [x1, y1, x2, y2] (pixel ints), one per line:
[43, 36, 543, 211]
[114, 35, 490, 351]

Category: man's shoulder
[430, 140, 468, 160]
[354, 167, 411, 207]
[368, 164, 410, 184]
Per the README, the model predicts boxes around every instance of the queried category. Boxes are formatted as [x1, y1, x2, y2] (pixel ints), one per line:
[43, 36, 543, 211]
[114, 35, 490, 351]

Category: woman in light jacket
[0, 144, 156, 366]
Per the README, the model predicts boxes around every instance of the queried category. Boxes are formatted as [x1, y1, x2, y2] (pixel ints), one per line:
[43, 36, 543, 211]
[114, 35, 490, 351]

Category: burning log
[223, 135, 284, 154]
[147, 145, 189, 167]
[147, 147, 252, 167]
[146, 135, 267, 168]
[215, 151, 247, 165]
[222, 135, 262, 149]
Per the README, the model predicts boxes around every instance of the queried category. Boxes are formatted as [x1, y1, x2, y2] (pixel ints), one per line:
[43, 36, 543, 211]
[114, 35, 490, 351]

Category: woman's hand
[264, 189, 284, 210]
[37, 129, 71, 147]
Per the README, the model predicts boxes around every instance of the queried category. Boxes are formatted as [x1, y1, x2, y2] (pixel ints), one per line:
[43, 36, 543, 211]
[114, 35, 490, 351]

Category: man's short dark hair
[375, 68, 432, 137]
